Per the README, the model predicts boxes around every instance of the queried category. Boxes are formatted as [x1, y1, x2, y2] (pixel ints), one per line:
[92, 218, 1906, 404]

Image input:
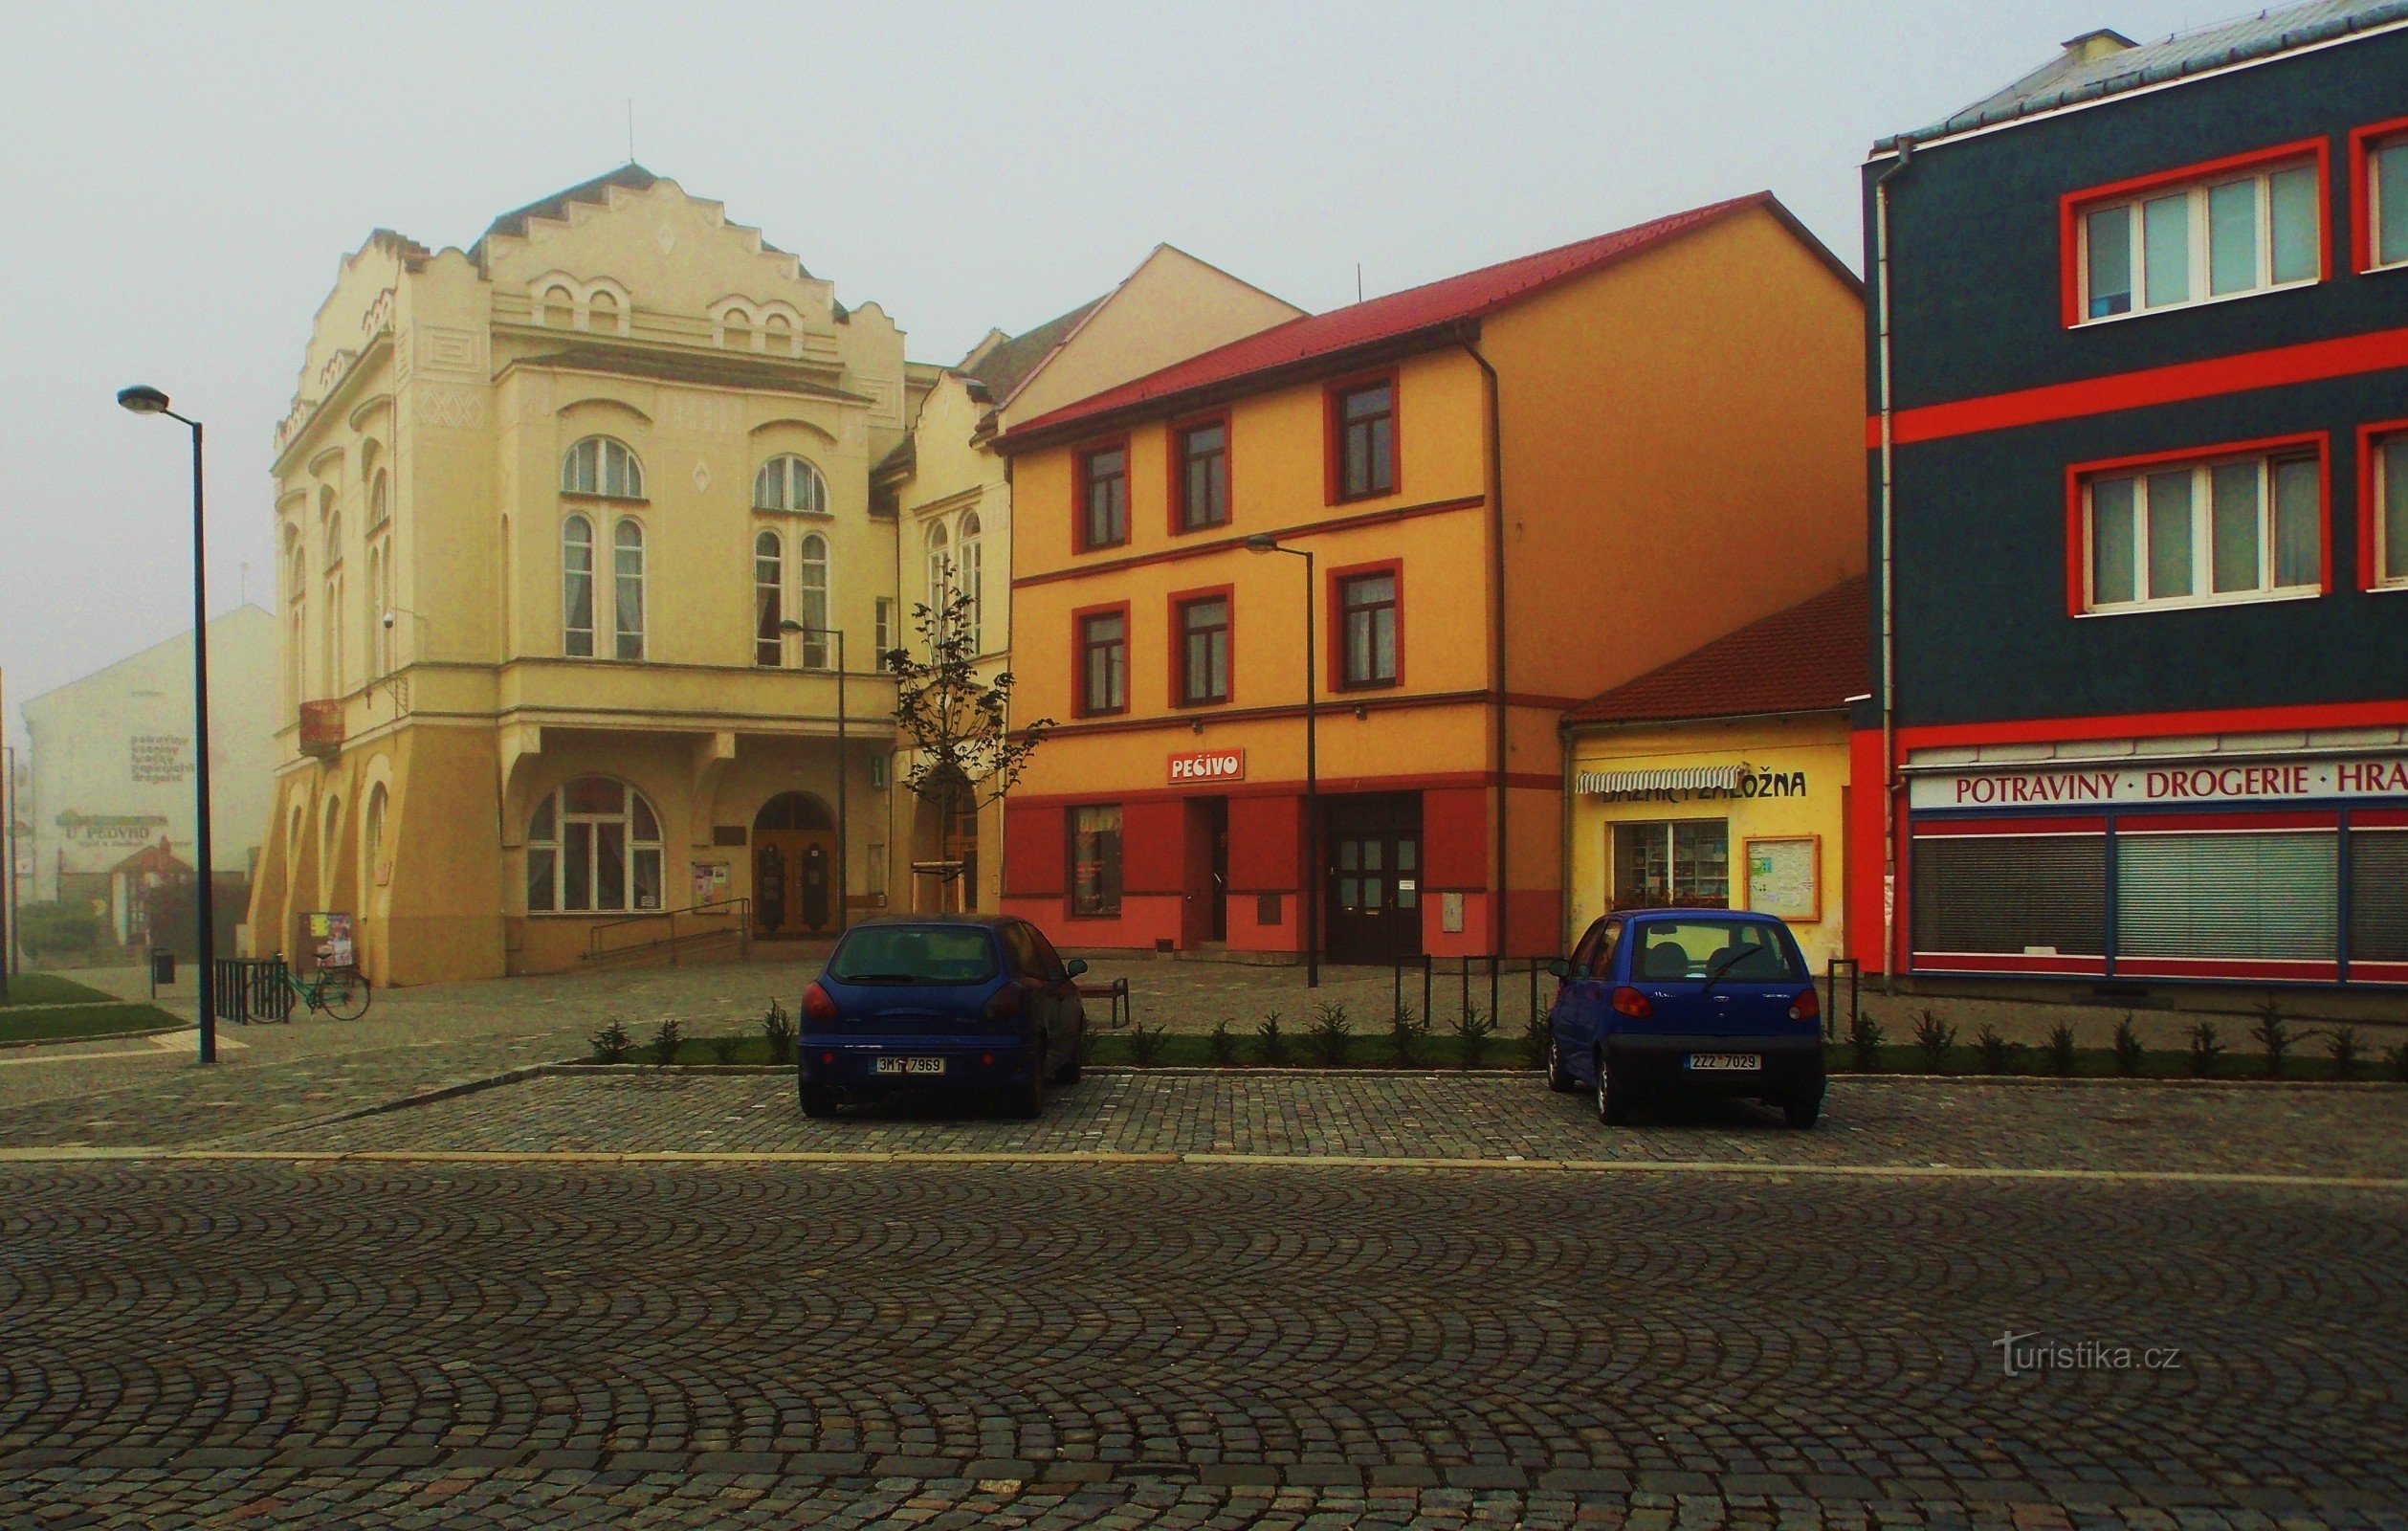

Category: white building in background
[19, 607, 277, 943]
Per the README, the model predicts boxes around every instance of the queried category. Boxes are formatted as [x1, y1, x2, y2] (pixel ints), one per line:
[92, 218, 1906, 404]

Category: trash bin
[150, 949, 177, 987]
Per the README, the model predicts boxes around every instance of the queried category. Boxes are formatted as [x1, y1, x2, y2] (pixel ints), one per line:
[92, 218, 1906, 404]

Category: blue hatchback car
[1545, 909, 1824, 1128]
[797, 916, 1090, 1120]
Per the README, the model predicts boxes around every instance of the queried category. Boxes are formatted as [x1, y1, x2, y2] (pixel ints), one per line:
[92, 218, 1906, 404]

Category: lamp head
[117, 385, 171, 415]
[1243, 533, 1279, 553]
[777, 618, 806, 634]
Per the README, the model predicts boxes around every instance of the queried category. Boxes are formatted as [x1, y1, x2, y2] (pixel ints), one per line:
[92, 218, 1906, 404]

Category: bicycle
[255, 961, 373, 1022]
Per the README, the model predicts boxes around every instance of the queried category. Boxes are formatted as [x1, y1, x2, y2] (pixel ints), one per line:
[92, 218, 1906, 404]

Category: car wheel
[1011, 1038, 1050, 1120]
[1593, 1050, 1632, 1126]
[799, 1083, 839, 1119]
[1053, 1037, 1083, 1088]
[1781, 1092, 1823, 1130]
[1545, 1037, 1577, 1094]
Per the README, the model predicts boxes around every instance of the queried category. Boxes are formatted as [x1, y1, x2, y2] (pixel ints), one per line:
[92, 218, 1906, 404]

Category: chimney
[2061, 28, 2138, 64]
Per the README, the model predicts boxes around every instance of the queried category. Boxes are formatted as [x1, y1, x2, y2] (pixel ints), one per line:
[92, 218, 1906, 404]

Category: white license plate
[1687, 1053, 1762, 1072]
[874, 1056, 946, 1076]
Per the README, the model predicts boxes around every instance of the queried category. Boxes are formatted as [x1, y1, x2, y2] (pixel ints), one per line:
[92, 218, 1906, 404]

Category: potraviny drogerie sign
[1910, 753, 2408, 810]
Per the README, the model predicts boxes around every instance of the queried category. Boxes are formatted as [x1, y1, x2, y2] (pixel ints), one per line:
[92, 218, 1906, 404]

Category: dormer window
[562, 436, 643, 499]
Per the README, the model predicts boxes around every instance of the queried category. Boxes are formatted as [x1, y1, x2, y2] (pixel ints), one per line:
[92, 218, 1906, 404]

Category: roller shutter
[2351, 830, 2408, 964]
[2115, 832, 2336, 962]
[1911, 833, 2107, 956]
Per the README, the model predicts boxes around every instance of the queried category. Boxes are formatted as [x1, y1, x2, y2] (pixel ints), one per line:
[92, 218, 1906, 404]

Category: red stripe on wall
[1898, 699, 2408, 749]
[1911, 815, 2108, 836]
[2111, 810, 2339, 833]
[1911, 951, 2109, 976]
[2112, 956, 2341, 983]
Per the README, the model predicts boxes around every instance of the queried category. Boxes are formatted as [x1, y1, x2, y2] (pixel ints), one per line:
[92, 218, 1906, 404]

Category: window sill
[1333, 677, 1402, 694]
[1330, 487, 1398, 507]
[2071, 277, 2319, 329]
[2361, 258, 2408, 277]
[1172, 697, 1232, 710]
[2367, 579, 2408, 594]
[1171, 518, 1231, 538]
[754, 506, 834, 519]
[1075, 541, 1132, 556]
[560, 493, 651, 506]
[524, 908, 665, 920]
[2077, 585, 2324, 618]
[1074, 708, 1130, 721]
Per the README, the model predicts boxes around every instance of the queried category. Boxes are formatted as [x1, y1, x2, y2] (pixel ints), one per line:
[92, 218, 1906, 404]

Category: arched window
[586, 288, 620, 334]
[752, 455, 828, 514]
[525, 775, 663, 913]
[763, 313, 794, 356]
[366, 545, 389, 675]
[320, 794, 342, 903]
[721, 310, 753, 351]
[364, 782, 388, 889]
[798, 533, 829, 670]
[324, 512, 343, 566]
[612, 520, 645, 659]
[562, 514, 595, 657]
[561, 436, 643, 499]
[287, 544, 308, 714]
[540, 286, 575, 327]
[367, 470, 390, 531]
[959, 512, 983, 652]
[926, 522, 950, 632]
[754, 529, 784, 667]
[323, 567, 344, 697]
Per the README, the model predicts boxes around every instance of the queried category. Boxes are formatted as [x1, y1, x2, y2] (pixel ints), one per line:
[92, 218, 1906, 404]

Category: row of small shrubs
[1840, 1003, 2408, 1080]
[588, 1000, 800, 1066]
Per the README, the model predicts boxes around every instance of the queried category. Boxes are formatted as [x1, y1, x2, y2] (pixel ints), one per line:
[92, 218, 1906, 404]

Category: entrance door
[753, 792, 841, 938]
[1324, 793, 1423, 964]
[1182, 797, 1229, 947]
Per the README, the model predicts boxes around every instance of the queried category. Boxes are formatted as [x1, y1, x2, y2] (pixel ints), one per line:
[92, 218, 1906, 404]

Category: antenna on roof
[1356, 262, 1363, 303]
[627, 99, 635, 164]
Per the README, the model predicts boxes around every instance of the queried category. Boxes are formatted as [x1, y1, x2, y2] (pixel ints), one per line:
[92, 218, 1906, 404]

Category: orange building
[993, 194, 1865, 963]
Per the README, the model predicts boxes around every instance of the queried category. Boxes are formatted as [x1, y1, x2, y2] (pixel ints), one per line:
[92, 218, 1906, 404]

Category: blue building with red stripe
[1850, 2, 2408, 1010]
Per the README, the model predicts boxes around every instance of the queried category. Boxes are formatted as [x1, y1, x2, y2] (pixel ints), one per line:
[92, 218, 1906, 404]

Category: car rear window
[828, 926, 1000, 985]
[1630, 921, 1803, 983]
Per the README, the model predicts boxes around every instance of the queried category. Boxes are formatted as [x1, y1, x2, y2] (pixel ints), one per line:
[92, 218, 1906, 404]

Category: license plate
[1687, 1053, 1761, 1072]
[874, 1056, 946, 1076]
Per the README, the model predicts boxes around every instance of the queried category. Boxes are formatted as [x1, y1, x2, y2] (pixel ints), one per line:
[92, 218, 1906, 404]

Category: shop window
[754, 530, 784, 667]
[1077, 610, 1127, 716]
[1175, 418, 1229, 530]
[1911, 832, 2108, 959]
[562, 514, 595, 657]
[2083, 446, 2320, 611]
[1611, 820, 1729, 909]
[2074, 152, 2320, 322]
[2375, 431, 2408, 588]
[1177, 594, 1230, 705]
[526, 776, 664, 914]
[1070, 806, 1123, 917]
[1077, 443, 1129, 550]
[562, 436, 644, 499]
[753, 455, 828, 515]
[1337, 570, 1399, 688]
[1331, 379, 1395, 499]
[2350, 828, 2408, 963]
[2116, 831, 2336, 963]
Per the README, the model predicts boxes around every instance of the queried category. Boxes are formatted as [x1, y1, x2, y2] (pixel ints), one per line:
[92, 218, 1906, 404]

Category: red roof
[999, 192, 1814, 446]
[1564, 576, 1869, 728]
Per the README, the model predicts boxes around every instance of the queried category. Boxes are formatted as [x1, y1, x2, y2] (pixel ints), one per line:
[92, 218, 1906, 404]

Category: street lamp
[779, 620, 848, 932]
[1245, 532, 1318, 988]
[118, 384, 216, 1063]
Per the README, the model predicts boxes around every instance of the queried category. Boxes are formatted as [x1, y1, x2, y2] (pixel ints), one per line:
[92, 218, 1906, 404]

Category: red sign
[1168, 748, 1245, 784]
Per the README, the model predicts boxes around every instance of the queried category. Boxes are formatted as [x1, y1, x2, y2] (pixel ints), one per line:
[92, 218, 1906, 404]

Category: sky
[0, 0, 2231, 744]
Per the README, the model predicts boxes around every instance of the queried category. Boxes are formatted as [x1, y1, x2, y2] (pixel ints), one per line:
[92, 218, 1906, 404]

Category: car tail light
[820, 1052, 835, 1066]
[983, 985, 1024, 1024]
[1789, 988, 1820, 1022]
[981, 1053, 996, 1067]
[1610, 986, 1652, 1019]
[802, 983, 837, 1024]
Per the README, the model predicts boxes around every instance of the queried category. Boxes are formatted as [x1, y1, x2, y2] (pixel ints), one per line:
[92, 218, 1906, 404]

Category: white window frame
[523, 776, 665, 915]
[562, 513, 596, 658]
[752, 455, 829, 515]
[2375, 431, 2408, 590]
[562, 436, 644, 499]
[2081, 449, 2323, 614]
[2371, 134, 2408, 273]
[797, 532, 830, 670]
[925, 523, 951, 633]
[2076, 158, 2321, 324]
[754, 528, 784, 667]
[959, 512, 983, 653]
[611, 518, 646, 660]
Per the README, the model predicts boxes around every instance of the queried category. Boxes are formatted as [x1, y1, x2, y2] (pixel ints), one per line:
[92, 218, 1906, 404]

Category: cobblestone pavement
[1, 1160, 2402, 1527]
[261, 1070, 2408, 1179]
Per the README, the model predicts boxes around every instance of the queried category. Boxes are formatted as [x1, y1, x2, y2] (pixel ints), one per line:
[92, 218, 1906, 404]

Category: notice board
[1744, 835, 1820, 922]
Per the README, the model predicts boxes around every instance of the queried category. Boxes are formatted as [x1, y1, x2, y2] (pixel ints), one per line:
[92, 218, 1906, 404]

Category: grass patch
[1823, 1041, 2386, 1081]
[0, 974, 117, 1008]
[0, 1004, 186, 1046]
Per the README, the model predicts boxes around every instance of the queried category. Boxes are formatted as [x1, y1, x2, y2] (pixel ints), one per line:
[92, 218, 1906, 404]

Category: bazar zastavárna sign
[1911, 755, 2408, 810]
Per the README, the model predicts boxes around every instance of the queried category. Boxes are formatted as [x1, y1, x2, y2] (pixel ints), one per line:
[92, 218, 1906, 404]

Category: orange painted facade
[996, 198, 1867, 963]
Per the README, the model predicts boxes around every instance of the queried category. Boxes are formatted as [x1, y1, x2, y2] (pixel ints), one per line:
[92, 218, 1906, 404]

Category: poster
[303, 911, 355, 970]
[692, 860, 730, 906]
[1744, 837, 1819, 921]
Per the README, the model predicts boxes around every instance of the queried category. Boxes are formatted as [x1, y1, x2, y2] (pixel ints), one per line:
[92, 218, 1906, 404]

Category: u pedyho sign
[1168, 747, 1246, 784]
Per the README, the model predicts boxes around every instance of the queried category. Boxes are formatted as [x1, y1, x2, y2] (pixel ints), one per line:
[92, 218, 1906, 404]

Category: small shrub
[2248, 999, 2291, 1079]
[1519, 1010, 1551, 1071]
[2045, 1022, 2078, 1076]
[588, 1019, 634, 1064]
[2385, 1043, 2408, 1083]
[1453, 1007, 1497, 1070]
[2326, 1025, 2363, 1081]
[1975, 1024, 2014, 1075]
[1255, 1013, 1288, 1066]
[1305, 1002, 1355, 1067]
[650, 1018, 684, 1066]
[2188, 1021, 2226, 1078]
[1912, 1010, 1957, 1073]
[708, 1034, 741, 1065]
[761, 1000, 795, 1065]
[1129, 1023, 1167, 1068]
[1848, 1011, 1884, 1073]
[1207, 1020, 1238, 1066]
[2111, 1015, 2146, 1077]
[1388, 1005, 1430, 1068]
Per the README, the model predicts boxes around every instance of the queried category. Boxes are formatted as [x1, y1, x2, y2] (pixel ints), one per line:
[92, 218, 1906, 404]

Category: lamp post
[1245, 533, 1317, 987]
[779, 621, 848, 932]
[117, 384, 216, 1063]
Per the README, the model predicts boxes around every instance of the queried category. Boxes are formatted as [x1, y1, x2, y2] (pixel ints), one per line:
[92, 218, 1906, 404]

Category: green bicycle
[258, 962, 372, 1022]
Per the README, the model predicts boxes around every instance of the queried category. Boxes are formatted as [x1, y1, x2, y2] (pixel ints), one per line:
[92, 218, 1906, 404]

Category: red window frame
[2359, 415, 2408, 591]
[1072, 437, 1132, 553]
[1168, 412, 1232, 535]
[2062, 432, 2331, 615]
[1324, 370, 1400, 504]
[2057, 138, 2331, 329]
[1071, 601, 1131, 718]
[2349, 116, 2408, 273]
[1327, 558, 1403, 693]
[1169, 584, 1234, 707]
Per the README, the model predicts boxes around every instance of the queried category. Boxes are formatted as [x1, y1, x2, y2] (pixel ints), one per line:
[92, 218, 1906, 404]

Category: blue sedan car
[798, 915, 1089, 1120]
[1545, 909, 1824, 1128]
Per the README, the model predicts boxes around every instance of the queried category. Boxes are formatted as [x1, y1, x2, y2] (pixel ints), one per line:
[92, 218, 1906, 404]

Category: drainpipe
[1875, 138, 1914, 993]
[1460, 340, 1508, 960]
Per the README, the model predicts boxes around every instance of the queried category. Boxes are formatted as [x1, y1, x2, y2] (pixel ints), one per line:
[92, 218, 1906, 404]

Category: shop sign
[55, 811, 169, 847]
[1168, 747, 1245, 784]
[1576, 764, 1806, 803]
[1911, 753, 2408, 810]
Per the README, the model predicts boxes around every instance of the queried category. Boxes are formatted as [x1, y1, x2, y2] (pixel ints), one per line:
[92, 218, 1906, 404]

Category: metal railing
[584, 898, 752, 965]
[1823, 956, 1860, 1042]
[213, 956, 293, 1025]
[1392, 952, 1556, 1033]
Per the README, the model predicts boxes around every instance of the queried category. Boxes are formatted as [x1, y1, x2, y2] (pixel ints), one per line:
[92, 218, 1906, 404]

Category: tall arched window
[612, 520, 645, 659]
[752, 455, 828, 514]
[367, 470, 390, 531]
[323, 512, 345, 698]
[366, 545, 388, 675]
[562, 514, 595, 657]
[364, 782, 388, 890]
[926, 522, 950, 632]
[288, 544, 308, 713]
[799, 533, 829, 670]
[524, 775, 663, 913]
[754, 529, 784, 667]
[320, 794, 343, 905]
[562, 436, 643, 499]
[959, 512, 983, 652]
